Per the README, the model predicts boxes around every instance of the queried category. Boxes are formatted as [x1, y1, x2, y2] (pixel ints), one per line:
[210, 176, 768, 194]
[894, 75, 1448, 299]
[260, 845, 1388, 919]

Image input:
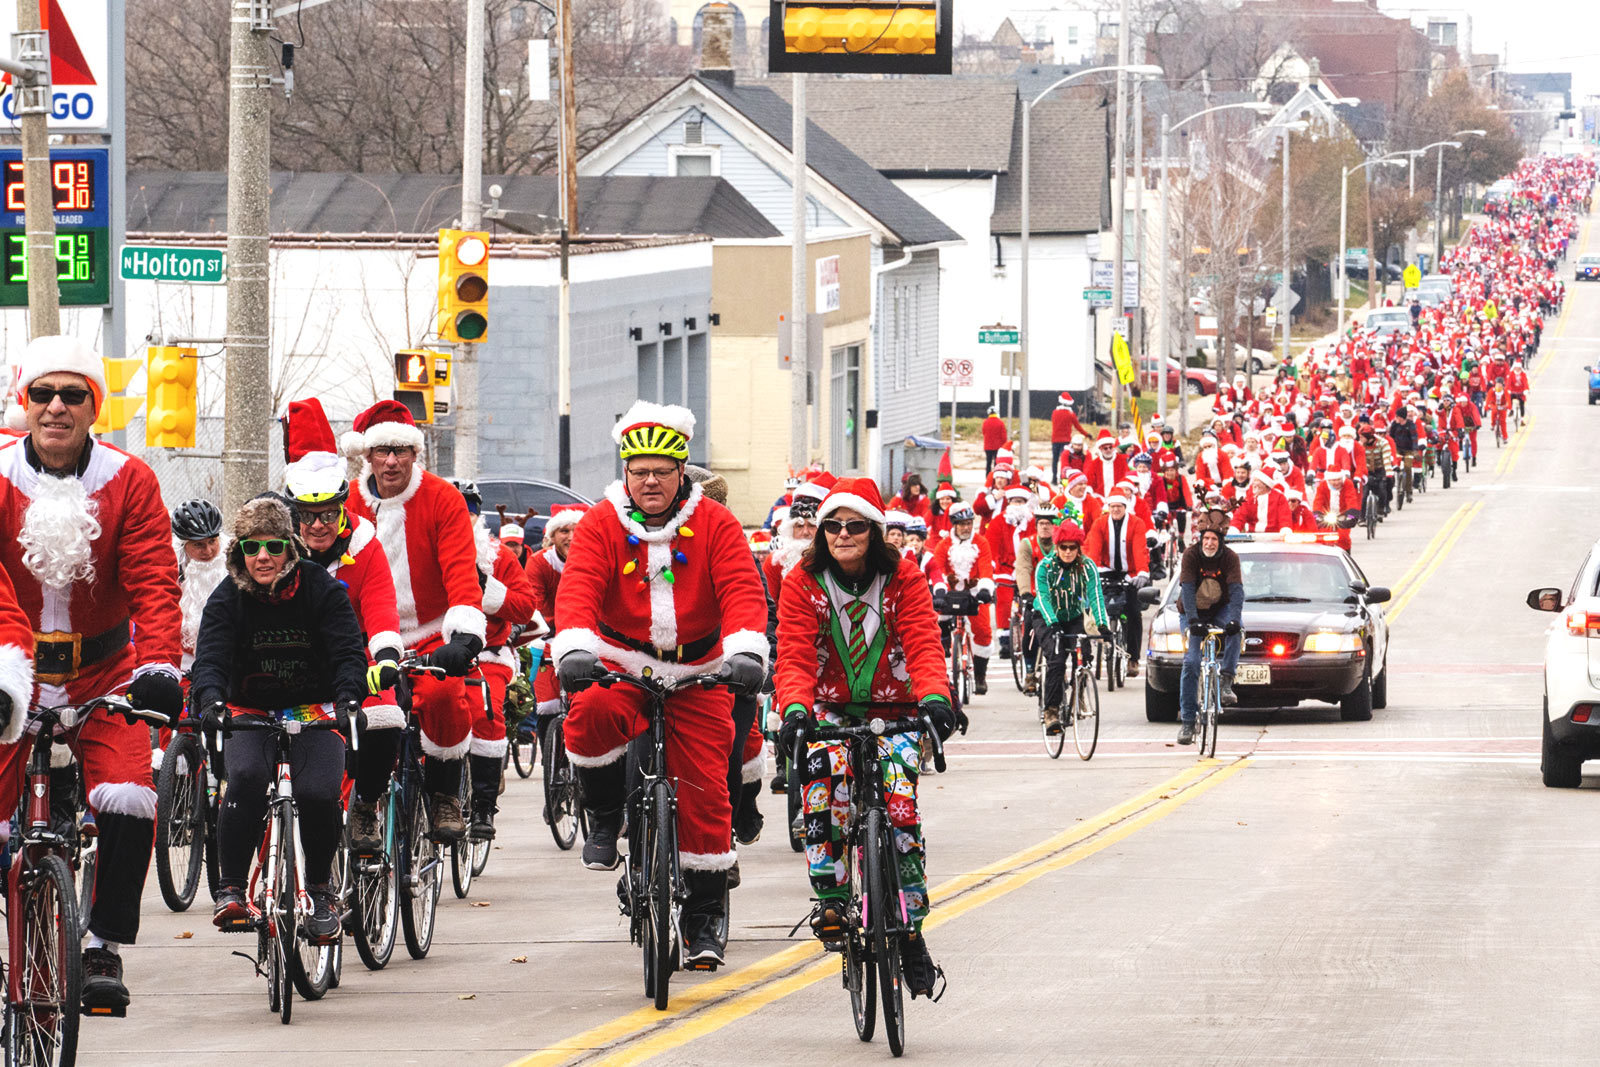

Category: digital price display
[0, 148, 110, 308]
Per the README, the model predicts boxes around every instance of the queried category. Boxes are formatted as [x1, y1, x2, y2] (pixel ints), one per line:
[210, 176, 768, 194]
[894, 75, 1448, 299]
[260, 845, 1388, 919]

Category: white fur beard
[772, 538, 807, 577]
[179, 554, 229, 652]
[1003, 502, 1031, 526]
[20, 474, 100, 590]
[947, 539, 978, 582]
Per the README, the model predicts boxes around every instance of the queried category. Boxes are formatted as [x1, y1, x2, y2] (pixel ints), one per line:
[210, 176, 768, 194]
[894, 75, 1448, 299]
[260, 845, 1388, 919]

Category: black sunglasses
[27, 385, 92, 407]
[239, 538, 289, 557]
[820, 519, 871, 537]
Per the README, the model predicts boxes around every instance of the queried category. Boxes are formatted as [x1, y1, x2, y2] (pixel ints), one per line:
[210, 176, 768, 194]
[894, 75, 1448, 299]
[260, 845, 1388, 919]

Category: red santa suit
[930, 529, 997, 658]
[1084, 509, 1151, 577]
[1193, 442, 1233, 489]
[1231, 474, 1293, 533]
[344, 403, 487, 761]
[319, 515, 404, 727]
[1083, 438, 1129, 498]
[553, 475, 768, 869]
[1311, 477, 1362, 552]
[985, 494, 1031, 640]
[470, 524, 537, 758]
[526, 506, 584, 724]
[1146, 469, 1195, 519]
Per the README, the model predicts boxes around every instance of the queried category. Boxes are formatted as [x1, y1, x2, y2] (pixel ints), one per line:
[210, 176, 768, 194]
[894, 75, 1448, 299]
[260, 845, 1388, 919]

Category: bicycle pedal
[217, 916, 256, 934]
[683, 958, 719, 972]
[81, 1004, 126, 1018]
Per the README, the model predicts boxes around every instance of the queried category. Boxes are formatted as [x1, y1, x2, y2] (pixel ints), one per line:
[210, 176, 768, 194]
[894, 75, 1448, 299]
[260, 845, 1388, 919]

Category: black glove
[430, 632, 484, 678]
[778, 708, 809, 757]
[366, 661, 400, 696]
[718, 652, 765, 695]
[931, 590, 949, 613]
[557, 649, 601, 692]
[975, 587, 994, 605]
[922, 698, 959, 742]
[130, 670, 184, 726]
[1188, 620, 1209, 637]
[200, 700, 229, 734]
[1223, 620, 1241, 636]
[335, 699, 366, 740]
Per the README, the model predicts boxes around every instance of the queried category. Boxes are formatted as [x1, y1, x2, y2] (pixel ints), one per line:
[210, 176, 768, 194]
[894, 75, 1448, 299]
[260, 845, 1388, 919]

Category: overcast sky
[956, 1, 1600, 102]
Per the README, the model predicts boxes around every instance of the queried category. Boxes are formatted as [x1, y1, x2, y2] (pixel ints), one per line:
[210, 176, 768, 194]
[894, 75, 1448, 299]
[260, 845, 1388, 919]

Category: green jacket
[1033, 553, 1110, 630]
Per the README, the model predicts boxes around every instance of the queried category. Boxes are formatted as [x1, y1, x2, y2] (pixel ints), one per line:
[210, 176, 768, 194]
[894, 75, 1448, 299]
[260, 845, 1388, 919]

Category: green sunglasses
[239, 538, 290, 557]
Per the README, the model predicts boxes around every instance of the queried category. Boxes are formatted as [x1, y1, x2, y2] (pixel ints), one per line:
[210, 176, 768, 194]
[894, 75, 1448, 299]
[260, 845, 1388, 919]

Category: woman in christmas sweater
[775, 477, 960, 1001]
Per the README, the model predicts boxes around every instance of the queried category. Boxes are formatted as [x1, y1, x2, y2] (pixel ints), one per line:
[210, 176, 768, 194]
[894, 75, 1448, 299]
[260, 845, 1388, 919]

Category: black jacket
[1388, 418, 1418, 453]
[191, 559, 367, 713]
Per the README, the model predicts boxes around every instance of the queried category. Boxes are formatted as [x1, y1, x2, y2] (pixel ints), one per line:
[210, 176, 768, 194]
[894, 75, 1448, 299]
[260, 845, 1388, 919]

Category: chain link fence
[116, 416, 356, 512]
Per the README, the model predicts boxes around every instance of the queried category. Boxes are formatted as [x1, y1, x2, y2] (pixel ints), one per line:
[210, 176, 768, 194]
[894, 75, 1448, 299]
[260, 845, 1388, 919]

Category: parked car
[479, 478, 595, 541]
[1576, 253, 1600, 281]
[1138, 356, 1217, 397]
[1404, 287, 1448, 309]
[1362, 308, 1415, 336]
[1586, 365, 1600, 404]
[1201, 343, 1279, 376]
[1527, 542, 1600, 785]
[1143, 535, 1391, 722]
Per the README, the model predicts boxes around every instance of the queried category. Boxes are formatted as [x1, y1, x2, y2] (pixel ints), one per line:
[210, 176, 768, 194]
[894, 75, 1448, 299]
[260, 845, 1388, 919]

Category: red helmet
[1052, 522, 1086, 546]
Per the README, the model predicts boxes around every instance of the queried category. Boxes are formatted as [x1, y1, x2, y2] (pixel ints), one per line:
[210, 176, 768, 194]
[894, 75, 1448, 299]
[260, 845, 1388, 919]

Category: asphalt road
[83, 226, 1600, 1067]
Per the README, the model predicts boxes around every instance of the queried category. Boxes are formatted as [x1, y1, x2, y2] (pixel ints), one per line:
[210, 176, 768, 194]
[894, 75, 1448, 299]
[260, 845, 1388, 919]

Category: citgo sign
[0, 0, 108, 133]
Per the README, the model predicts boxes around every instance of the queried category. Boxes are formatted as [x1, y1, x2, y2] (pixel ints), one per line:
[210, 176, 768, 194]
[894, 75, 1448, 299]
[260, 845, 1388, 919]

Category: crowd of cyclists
[0, 150, 1581, 1056]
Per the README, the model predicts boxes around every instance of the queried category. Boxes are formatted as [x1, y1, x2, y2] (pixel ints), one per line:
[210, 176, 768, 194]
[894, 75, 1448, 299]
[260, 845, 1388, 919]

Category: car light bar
[1228, 531, 1343, 545]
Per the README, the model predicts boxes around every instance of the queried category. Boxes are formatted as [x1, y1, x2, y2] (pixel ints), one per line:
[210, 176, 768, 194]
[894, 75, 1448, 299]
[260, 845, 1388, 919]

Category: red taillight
[1271, 642, 1287, 657]
[1564, 608, 1600, 637]
[1574, 704, 1595, 723]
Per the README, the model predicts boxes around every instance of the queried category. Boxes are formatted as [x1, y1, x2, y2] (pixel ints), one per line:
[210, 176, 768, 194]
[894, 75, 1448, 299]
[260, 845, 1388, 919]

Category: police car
[1576, 253, 1600, 281]
[1142, 532, 1391, 722]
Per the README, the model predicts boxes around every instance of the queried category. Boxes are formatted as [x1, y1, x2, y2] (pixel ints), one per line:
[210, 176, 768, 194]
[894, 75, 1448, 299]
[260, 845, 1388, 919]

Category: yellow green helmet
[613, 401, 695, 462]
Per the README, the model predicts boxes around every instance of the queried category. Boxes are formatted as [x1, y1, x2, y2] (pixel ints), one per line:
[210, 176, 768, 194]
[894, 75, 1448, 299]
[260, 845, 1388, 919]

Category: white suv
[1529, 547, 1600, 786]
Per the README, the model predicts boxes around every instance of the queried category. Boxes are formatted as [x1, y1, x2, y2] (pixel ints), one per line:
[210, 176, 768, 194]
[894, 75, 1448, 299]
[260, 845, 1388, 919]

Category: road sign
[1347, 247, 1368, 257]
[1091, 260, 1140, 308]
[998, 350, 1020, 376]
[1081, 287, 1112, 302]
[939, 357, 974, 388]
[1111, 332, 1135, 385]
[1402, 263, 1422, 289]
[978, 327, 1018, 345]
[0, 0, 110, 133]
[120, 245, 225, 284]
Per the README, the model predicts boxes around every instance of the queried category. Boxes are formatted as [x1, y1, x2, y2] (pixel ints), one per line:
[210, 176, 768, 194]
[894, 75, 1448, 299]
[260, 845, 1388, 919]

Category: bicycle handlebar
[806, 713, 947, 774]
[31, 695, 147, 731]
[580, 669, 729, 698]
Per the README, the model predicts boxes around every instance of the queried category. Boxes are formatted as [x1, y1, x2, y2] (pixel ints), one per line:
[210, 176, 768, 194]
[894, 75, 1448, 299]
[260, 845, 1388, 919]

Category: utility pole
[1157, 112, 1169, 424]
[1281, 128, 1291, 372]
[14, 2, 56, 337]
[1132, 74, 1144, 370]
[1109, 0, 1130, 433]
[222, 0, 274, 516]
[790, 72, 808, 470]
[454, 0, 486, 481]
[556, 0, 576, 485]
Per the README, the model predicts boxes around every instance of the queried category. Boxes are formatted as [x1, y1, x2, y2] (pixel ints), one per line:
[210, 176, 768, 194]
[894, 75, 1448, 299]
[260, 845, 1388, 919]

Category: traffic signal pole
[454, 0, 486, 481]
[221, 0, 274, 517]
[15, 0, 57, 337]
[556, 0, 576, 487]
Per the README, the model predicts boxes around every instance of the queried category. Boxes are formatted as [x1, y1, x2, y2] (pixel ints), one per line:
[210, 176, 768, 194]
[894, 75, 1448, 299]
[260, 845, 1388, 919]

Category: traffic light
[769, 0, 951, 74]
[92, 356, 144, 433]
[438, 229, 490, 343]
[394, 348, 435, 425]
[145, 346, 197, 448]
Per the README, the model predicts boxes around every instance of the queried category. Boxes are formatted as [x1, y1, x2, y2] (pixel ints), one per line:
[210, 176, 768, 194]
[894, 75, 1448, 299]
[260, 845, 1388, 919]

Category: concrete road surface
[81, 223, 1600, 1065]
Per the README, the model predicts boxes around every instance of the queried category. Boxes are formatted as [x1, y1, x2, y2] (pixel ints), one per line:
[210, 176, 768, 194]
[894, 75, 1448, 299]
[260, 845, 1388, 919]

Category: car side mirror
[1348, 580, 1368, 596]
[1365, 586, 1391, 604]
[1527, 587, 1563, 612]
[1137, 585, 1162, 607]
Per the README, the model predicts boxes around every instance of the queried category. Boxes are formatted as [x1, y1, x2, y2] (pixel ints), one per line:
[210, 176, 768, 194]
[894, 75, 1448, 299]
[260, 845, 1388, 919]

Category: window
[668, 144, 719, 176]
[1066, 25, 1078, 45]
[830, 344, 862, 472]
[684, 120, 703, 146]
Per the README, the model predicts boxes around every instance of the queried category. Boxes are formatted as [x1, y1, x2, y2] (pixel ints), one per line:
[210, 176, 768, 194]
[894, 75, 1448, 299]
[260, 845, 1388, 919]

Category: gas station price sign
[0, 147, 110, 307]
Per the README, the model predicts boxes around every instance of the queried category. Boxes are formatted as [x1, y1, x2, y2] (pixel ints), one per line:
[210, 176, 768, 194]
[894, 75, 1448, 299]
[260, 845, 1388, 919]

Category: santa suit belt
[34, 618, 131, 687]
[598, 622, 720, 665]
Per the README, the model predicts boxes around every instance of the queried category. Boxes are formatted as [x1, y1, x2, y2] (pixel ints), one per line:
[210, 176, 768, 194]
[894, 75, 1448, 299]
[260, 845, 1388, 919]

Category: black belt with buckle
[599, 623, 720, 665]
[34, 618, 131, 686]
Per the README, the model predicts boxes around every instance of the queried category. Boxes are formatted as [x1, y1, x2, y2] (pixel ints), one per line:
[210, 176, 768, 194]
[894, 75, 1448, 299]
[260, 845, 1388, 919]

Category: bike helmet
[451, 478, 483, 515]
[947, 504, 976, 524]
[171, 499, 222, 542]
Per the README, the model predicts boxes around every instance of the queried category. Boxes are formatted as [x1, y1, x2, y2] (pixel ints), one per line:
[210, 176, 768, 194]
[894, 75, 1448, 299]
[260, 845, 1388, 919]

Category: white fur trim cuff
[359, 421, 425, 454]
[550, 627, 603, 663]
[720, 629, 770, 667]
[442, 603, 488, 645]
[973, 639, 998, 658]
[680, 848, 738, 872]
[816, 492, 886, 527]
[419, 731, 471, 761]
[131, 662, 181, 681]
[566, 743, 627, 768]
[482, 576, 507, 616]
[89, 782, 158, 820]
[975, 578, 996, 597]
[470, 735, 508, 757]
[0, 643, 33, 745]
[364, 705, 406, 731]
[741, 750, 767, 784]
[368, 631, 404, 661]
[535, 698, 562, 716]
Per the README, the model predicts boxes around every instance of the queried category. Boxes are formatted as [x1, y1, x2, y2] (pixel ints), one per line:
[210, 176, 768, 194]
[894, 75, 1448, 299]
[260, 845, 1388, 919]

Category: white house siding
[990, 233, 1097, 398]
[874, 247, 941, 486]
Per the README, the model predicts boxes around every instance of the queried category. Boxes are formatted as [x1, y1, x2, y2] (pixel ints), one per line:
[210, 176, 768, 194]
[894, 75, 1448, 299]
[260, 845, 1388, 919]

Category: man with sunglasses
[344, 399, 486, 841]
[282, 398, 403, 854]
[0, 335, 185, 1011]
[553, 401, 767, 969]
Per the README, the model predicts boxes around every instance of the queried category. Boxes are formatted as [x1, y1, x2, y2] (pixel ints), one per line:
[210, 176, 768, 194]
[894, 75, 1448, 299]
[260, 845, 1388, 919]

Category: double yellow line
[508, 758, 1251, 1067]
[1386, 499, 1483, 625]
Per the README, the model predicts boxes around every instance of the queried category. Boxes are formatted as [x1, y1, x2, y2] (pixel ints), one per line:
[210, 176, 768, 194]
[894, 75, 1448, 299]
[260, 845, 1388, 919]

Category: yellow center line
[504, 760, 1241, 1067]
[1388, 499, 1483, 625]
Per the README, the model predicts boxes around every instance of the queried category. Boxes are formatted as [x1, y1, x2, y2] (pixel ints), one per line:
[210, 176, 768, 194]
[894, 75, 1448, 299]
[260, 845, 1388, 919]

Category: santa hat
[793, 472, 836, 502]
[1004, 485, 1031, 501]
[1094, 428, 1116, 449]
[934, 482, 958, 500]
[1251, 468, 1275, 489]
[1106, 486, 1133, 506]
[817, 476, 887, 527]
[342, 398, 425, 457]
[498, 524, 525, 543]
[282, 397, 348, 500]
[1071, 433, 1086, 446]
[996, 447, 1016, 466]
[1064, 470, 1088, 489]
[1337, 426, 1356, 440]
[544, 503, 587, 534]
[7, 335, 107, 430]
[1057, 392, 1074, 407]
[611, 400, 695, 448]
[1053, 522, 1086, 545]
[748, 528, 773, 553]
[1023, 464, 1048, 482]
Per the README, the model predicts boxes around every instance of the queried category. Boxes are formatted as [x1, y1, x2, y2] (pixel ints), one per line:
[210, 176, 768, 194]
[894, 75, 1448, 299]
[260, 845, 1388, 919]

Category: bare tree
[1185, 139, 1272, 382]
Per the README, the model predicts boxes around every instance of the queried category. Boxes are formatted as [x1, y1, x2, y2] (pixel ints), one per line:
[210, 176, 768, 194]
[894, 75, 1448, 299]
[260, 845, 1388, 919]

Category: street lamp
[1433, 129, 1486, 269]
[1337, 156, 1407, 335]
[1154, 100, 1274, 427]
[1020, 62, 1162, 469]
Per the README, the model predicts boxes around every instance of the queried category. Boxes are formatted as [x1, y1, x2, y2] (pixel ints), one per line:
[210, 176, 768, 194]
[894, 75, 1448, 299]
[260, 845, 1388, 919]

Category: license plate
[1235, 664, 1271, 685]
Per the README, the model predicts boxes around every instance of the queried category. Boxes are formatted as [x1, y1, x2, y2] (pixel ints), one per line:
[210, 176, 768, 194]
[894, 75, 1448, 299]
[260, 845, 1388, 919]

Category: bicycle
[939, 591, 978, 716]
[1037, 629, 1099, 761]
[346, 654, 443, 972]
[1096, 572, 1131, 692]
[1362, 478, 1383, 541]
[572, 668, 733, 1011]
[806, 712, 947, 1058]
[540, 699, 586, 852]
[2, 695, 157, 1061]
[1007, 598, 1029, 693]
[450, 674, 493, 898]
[212, 713, 351, 1024]
[1456, 427, 1476, 474]
[1194, 626, 1227, 760]
[154, 724, 220, 912]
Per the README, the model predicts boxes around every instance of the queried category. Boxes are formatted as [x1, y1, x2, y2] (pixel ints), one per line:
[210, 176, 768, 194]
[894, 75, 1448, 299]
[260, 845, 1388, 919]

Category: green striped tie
[845, 598, 869, 672]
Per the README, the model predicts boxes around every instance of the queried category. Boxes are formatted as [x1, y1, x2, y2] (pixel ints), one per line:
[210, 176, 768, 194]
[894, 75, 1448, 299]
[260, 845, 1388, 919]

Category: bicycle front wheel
[451, 762, 473, 899]
[645, 780, 677, 1011]
[1202, 681, 1221, 759]
[155, 732, 206, 912]
[289, 819, 335, 1002]
[1009, 615, 1026, 691]
[864, 809, 906, 1057]
[351, 799, 398, 971]
[9, 853, 82, 1065]
[846, 928, 876, 1041]
[511, 722, 536, 779]
[401, 783, 440, 960]
[1072, 669, 1100, 761]
[1040, 653, 1065, 759]
[543, 717, 580, 851]
[271, 809, 296, 1024]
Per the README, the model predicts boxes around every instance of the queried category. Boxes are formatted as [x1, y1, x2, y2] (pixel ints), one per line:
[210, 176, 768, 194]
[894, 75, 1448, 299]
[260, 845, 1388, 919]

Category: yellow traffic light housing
[438, 229, 490, 343]
[769, 0, 950, 74]
[102, 357, 142, 393]
[393, 386, 435, 425]
[145, 346, 197, 448]
[394, 348, 435, 424]
[92, 396, 143, 435]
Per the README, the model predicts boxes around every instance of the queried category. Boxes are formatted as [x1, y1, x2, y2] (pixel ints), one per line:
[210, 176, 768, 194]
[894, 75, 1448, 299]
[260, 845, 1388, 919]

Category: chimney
[698, 2, 735, 88]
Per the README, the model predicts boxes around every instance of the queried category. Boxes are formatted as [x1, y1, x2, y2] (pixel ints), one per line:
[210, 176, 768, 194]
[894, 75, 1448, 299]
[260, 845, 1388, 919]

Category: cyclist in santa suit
[523, 504, 584, 744]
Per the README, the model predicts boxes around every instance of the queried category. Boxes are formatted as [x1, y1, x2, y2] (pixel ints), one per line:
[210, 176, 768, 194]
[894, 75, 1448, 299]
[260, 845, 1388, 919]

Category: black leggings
[218, 729, 345, 889]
